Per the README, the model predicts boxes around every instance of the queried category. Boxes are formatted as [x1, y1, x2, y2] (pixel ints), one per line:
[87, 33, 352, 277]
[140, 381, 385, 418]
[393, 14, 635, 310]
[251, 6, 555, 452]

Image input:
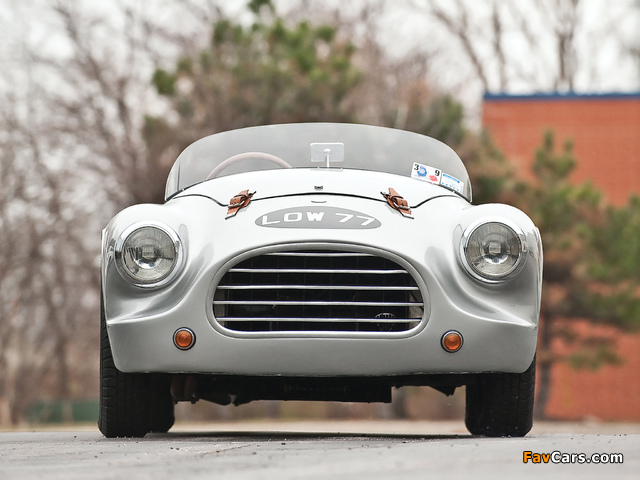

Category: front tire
[98, 297, 174, 437]
[465, 356, 536, 437]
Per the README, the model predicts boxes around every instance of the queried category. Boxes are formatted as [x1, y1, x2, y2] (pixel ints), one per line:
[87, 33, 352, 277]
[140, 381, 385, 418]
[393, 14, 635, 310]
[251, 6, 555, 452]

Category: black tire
[98, 296, 151, 438]
[465, 356, 536, 437]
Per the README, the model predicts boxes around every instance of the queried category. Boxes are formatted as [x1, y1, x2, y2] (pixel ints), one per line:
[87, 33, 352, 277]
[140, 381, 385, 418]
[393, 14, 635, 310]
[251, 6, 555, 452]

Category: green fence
[27, 399, 99, 424]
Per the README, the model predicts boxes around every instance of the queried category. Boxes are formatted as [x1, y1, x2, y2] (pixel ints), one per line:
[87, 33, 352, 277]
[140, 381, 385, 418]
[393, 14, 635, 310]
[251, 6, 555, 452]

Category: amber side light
[441, 331, 463, 353]
[174, 328, 195, 350]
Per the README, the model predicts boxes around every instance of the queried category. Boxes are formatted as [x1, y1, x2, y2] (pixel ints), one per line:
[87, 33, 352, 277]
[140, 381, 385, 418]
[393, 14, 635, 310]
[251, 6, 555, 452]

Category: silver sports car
[99, 123, 542, 438]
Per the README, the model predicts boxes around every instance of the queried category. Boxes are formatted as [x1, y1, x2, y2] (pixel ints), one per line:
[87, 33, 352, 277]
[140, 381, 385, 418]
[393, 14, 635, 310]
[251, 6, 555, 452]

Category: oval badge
[256, 206, 381, 229]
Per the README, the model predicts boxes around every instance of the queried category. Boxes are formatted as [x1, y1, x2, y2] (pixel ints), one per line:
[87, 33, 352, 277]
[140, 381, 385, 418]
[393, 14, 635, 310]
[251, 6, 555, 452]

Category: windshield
[165, 123, 471, 202]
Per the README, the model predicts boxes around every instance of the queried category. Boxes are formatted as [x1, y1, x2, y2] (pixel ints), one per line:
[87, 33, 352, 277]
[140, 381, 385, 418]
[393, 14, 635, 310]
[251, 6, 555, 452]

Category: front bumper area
[106, 305, 537, 375]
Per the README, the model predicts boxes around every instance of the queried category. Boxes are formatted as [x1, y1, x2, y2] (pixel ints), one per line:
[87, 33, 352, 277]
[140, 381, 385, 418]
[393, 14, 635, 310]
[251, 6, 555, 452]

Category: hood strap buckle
[226, 189, 255, 218]
[382, 188, 413, 218]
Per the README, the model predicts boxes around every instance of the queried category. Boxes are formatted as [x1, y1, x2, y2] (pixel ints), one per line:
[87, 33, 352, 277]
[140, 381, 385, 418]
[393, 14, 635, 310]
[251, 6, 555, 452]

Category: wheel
[465, 356, 536, 437]
[98, 295, 151, 438]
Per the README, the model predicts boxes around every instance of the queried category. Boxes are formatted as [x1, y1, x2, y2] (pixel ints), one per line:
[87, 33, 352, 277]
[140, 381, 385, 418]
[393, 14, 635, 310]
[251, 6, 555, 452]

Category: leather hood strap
[226, 189, 255, 218]
[381, 188, 412, 218]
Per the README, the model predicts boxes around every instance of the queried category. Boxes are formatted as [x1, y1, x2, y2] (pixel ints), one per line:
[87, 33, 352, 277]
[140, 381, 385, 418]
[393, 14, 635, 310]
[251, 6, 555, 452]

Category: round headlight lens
[462, 221, 525, 281]
[118, 225, 180, 286]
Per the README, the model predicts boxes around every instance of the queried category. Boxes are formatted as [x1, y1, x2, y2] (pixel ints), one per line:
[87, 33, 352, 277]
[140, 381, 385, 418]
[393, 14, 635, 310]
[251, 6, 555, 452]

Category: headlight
[115, 223, 182, 287]
[460, 220, 526, 282]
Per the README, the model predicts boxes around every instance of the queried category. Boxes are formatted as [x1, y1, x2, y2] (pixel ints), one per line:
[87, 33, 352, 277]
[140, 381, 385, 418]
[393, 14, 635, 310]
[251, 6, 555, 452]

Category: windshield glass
[165, 123, 471, 202]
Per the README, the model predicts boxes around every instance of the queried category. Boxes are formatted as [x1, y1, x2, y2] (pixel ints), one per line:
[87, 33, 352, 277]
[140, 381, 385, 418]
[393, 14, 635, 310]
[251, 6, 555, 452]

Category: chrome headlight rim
[460, 218, 527, 284]
[114, 221, 184, 289]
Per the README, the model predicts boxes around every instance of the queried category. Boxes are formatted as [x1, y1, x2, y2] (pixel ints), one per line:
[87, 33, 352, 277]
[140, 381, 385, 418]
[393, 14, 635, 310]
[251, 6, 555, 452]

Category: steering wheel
[206, 152, 293, 180]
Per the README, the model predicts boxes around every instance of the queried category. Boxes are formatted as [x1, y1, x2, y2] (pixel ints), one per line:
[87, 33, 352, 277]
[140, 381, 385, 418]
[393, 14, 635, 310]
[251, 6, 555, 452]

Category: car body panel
[103, 159, 541, 376]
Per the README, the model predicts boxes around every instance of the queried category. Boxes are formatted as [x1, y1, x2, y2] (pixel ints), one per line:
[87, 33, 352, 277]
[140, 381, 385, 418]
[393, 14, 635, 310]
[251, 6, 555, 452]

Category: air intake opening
[213, 249, 425, 334]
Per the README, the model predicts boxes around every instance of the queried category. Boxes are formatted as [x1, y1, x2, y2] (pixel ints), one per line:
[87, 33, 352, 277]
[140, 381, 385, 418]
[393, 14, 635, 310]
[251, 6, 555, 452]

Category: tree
[507, 132, 640, 417]
[410, 0, 639, 98]
[0, 0, 223, 425]
[0, 88, 99, 423]
[145, 0, 361, 192]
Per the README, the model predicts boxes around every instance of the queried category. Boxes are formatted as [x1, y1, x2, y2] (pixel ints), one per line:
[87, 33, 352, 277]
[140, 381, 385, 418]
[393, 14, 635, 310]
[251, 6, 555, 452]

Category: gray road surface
[1, 421, 638, 480]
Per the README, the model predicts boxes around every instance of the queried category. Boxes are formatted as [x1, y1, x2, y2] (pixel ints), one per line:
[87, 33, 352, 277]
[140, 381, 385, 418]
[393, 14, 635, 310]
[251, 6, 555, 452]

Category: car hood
[172, 168, 465, 208]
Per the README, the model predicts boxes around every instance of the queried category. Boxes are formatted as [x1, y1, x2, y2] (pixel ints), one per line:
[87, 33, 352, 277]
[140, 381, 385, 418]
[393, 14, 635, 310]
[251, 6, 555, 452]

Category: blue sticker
[441, 173, 464, 194]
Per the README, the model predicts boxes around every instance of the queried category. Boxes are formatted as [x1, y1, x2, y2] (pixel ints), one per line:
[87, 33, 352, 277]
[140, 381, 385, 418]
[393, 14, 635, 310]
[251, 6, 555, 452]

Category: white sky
[1, 0, 639, 124]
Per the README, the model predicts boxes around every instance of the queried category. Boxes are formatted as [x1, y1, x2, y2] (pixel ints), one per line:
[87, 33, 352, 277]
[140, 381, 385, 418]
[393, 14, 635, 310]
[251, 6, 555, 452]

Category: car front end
[99, 123, 542, 438]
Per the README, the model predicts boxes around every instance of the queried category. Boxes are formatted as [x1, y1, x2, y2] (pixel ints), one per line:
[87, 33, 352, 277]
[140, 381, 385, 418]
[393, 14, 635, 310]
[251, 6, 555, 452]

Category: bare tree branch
[491, 1, 507, 91]
[427, 0, 489, 91]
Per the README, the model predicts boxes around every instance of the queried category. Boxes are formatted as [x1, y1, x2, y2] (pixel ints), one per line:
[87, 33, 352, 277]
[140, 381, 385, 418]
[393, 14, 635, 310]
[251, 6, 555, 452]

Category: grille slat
[215, 300, 423, 307]
[213, 249, 425, 334]
[217, 285, 420, 291]
[217, 317, 418, 323]
[228, 268, 409, 274]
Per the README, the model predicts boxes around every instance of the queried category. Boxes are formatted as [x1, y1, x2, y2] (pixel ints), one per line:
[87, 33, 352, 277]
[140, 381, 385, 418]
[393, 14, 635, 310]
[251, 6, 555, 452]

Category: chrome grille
[213, 250, 424, 333]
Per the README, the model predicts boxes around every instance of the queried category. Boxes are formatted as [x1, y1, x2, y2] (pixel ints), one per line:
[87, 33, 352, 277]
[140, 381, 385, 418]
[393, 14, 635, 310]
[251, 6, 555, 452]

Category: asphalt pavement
[1, 421, 638, 480]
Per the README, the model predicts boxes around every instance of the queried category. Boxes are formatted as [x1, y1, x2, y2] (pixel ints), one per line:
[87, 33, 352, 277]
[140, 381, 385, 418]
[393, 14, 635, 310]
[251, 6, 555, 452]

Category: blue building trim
[483, 91, 640, 102]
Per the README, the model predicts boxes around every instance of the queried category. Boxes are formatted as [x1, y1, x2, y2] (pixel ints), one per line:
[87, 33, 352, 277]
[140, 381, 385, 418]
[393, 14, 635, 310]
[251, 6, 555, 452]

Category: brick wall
[545, 321, 640, 421]
[483, 93, 640, 206]
[483, 92, 640, 421]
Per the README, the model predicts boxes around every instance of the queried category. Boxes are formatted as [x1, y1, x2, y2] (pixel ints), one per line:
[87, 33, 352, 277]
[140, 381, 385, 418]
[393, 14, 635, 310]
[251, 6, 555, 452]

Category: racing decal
[256, 206, 381, 229]
[440, 172, 465, 194]
[411, 163, 441, 185]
